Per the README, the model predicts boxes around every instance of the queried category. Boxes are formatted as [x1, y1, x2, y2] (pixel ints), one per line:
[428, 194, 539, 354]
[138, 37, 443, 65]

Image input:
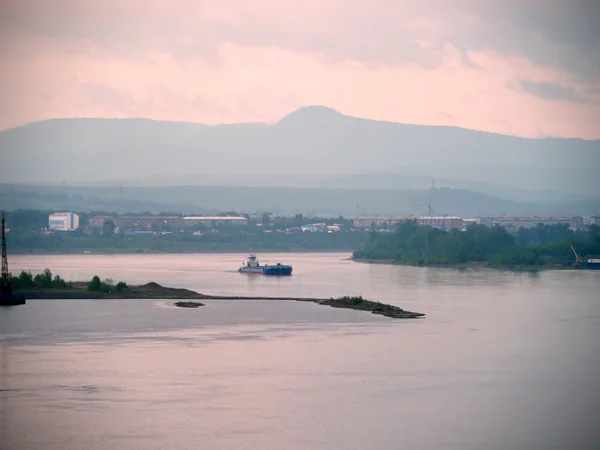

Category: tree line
[353, 220, 600, 267]
[9, 269, 129, 293]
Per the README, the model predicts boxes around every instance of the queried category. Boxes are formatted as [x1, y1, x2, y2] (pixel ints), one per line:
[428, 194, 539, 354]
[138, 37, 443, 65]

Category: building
[88, 216, 113, 228]
[300, 223, 327, 232]
[49, 212, 80, 231]
[113, 216, 186, 230]
[479, 216, 584, 230]
[463, 218, 479, 228]
[183, 216, 247, 227]
[418, 216, 464, 230]
[353, 216, 406, 228]
[589, 216, 599, 226]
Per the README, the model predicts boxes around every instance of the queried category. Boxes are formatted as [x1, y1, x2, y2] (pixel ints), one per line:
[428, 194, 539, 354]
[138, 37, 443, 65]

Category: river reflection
[2, 253, 599, 450]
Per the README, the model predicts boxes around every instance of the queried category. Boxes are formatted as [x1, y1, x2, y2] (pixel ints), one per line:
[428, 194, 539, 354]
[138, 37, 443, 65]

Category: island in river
[11, 270, 424, 319]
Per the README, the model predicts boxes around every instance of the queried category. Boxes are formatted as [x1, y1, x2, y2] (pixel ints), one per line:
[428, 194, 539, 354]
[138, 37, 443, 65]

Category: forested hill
[353, 221, 600, 267]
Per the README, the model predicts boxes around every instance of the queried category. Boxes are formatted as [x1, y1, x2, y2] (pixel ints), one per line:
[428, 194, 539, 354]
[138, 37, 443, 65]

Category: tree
[52, 274, 68, 289]
[18, 271, 34, 288]
[88, 275, 102, 291]
[261, 213, 271, 226]
[34, 268, 53, 288]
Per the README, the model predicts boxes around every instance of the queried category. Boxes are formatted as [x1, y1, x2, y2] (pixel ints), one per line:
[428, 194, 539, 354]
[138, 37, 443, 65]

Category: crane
[570, 243, 583, 265]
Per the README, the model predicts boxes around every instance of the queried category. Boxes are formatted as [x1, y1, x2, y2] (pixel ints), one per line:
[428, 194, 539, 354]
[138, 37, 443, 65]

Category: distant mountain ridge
[1, 184, 598, 217]
[1, 106, 598, 199]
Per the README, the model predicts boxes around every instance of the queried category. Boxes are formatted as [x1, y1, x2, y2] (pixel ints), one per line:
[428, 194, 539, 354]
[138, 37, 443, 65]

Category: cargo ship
[238, 254, 293, 276]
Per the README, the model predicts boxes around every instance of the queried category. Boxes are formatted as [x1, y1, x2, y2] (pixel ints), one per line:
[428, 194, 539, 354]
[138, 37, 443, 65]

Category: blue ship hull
[263, 265, 293, 276]
[238, 265, 293, 276]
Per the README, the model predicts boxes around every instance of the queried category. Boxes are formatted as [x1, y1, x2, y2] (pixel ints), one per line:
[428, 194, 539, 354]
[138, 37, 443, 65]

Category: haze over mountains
[1, 106, 598, 215]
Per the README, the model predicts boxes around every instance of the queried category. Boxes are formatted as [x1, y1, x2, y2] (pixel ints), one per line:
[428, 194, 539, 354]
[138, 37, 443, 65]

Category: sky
[1, 0, 599, 138]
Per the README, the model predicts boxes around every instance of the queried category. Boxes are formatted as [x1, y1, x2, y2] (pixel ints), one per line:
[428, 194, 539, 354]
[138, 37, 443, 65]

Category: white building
[49, 212, 80, 231]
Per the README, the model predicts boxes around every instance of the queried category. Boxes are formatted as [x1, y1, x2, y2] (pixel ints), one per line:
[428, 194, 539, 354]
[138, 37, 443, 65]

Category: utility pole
[1, 212, 8, 280]
[429, 179, 436, 218]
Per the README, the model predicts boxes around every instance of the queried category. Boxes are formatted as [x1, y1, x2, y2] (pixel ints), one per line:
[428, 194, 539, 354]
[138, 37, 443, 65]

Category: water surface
[2, 253, 599, 449]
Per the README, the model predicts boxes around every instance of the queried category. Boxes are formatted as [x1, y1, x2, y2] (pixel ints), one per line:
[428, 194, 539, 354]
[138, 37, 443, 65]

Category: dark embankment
[200, 295, 425, 319]
[17, 282, 206, 300]
[318, 296, 425, 319]
[174, 301, 205, 308]
[13, 271, 425, 319]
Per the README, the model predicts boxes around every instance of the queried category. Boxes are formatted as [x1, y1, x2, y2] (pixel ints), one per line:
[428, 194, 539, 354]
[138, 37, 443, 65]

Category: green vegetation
[9, 270, 204, 299]
[353, 220, 600, 267]
[9, 268, 71, 290]
[9, 269, 130, 293]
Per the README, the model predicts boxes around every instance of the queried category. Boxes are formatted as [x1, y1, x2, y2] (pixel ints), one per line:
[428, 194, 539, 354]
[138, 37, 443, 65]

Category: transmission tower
[1, 212, 8, 280]
[428, 180, 436, 217]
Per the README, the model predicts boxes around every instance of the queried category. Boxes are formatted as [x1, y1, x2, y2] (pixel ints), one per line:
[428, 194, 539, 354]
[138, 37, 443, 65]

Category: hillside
[1, 106, 598, 197]
[1, 184, 598, 217]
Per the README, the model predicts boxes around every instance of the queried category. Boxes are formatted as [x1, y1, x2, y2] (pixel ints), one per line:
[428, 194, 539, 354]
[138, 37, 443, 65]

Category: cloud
[2, 1, 598, 77]
[449, 1, 600, 81]
[0, 0, 598, 138]
[80, 83, 134, 112]
[517, 80, 588, 104]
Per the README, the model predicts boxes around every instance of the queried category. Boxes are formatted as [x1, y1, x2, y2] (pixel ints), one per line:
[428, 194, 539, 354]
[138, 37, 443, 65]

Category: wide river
[1, 252, 599, 450]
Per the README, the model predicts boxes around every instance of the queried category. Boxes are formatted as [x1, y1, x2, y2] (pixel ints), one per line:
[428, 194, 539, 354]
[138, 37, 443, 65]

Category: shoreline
[15, 283, 425, 319]
[351, 258, 579, 271]
[11, 249, 356, 256]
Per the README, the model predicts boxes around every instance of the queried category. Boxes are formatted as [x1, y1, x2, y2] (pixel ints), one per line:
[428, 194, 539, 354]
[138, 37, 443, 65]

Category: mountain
[1, 106, 599, 198]
[1, 184, 598, 217]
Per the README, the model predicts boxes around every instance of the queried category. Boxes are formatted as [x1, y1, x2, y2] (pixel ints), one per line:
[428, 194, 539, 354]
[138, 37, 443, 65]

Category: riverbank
[12, 248, 358, 255]
[15, 283, 425, 319]
[16, 282, 206, 300]
[351, 258, 578, 271]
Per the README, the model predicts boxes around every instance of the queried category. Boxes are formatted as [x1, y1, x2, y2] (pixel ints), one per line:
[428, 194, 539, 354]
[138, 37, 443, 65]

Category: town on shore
[3, 208, 599, 268]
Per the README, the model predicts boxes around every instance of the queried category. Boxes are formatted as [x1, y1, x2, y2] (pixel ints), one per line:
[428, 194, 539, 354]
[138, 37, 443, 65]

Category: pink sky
[1, 0, 599, 138]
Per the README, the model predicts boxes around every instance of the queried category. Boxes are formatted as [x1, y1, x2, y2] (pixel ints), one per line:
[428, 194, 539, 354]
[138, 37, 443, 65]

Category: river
[1, 252, 599, 450]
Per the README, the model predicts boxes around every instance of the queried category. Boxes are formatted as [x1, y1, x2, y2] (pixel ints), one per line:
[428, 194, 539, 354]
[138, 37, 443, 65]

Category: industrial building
[183, 216, 247, 226]
[353, 215, 464, 231]
[114, 216, 186, 229]
[479, 216, 583, 230]
[353, 216, 406, 228]
[49, 212, 80, 231]
[107, 215, 248, 230]
[417, 216, 464, 230]
[88, 216, 113, 228]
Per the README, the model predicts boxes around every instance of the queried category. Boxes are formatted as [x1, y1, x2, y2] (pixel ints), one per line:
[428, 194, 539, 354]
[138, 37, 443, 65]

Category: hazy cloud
[2, 0, 598, 75]
[80, 83, 134, 111]
[518, 80, 588, 104]
[0, 0, 599, 137]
